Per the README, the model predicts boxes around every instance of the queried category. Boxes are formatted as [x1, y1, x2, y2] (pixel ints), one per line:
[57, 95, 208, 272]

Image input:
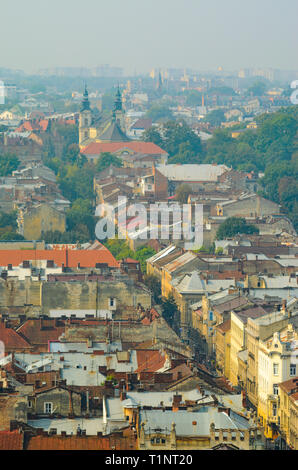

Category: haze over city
[0, 0, 297, 456]
[2, 0, 298, 74]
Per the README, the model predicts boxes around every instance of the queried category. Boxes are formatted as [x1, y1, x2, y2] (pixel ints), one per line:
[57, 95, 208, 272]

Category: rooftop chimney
[172, 394, 182, 411]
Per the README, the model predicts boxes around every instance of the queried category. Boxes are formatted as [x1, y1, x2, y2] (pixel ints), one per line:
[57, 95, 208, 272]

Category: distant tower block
[156, 70, 163, 91]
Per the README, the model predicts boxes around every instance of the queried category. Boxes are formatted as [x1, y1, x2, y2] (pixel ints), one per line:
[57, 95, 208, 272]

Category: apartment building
[258, 323, 297, 439]
[279, 377, 298, 449]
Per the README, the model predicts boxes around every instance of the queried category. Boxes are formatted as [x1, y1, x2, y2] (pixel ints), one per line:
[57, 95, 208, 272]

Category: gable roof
[98, 121, 130, 142]
[131, 118, 152, 130]
[164, 252, 197, 274]
[0, 323, 32, 350]
[17, 319, 65, 346]
[135, 349, 167, 373]
[81, 141, 167, 156]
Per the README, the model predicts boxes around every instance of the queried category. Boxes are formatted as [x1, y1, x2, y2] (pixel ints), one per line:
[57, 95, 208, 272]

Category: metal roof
[139, 407, 250, 437]
[157, 164, 229, 182]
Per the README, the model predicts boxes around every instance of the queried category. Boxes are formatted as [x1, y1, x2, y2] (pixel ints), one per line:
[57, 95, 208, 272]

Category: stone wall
[41, 280, 151, 313]
[0, 279, 41, 308]
[34, 388, 81, 417]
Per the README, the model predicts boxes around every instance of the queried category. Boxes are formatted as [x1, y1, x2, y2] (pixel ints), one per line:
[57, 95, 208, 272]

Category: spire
[113, 85, 122, 112]
[81, 84, 90, 112]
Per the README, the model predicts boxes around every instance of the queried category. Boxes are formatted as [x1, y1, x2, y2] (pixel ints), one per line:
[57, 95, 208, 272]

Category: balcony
[268, 414, 279, 425]
[268, 394, 279, 403]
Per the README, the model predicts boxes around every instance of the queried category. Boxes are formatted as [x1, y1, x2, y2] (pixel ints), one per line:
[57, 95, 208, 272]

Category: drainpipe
[86, 390, 90, 417]
[68, 389, 74, 418]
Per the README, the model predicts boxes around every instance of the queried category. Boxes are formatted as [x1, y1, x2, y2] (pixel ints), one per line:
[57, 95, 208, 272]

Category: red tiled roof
[279, 377, 298, 395]
[26, 433, 135, 450]
[216, 319, 231, 333]
[17, 319, 65, 346]
[140, 308, 160, 325]
[0, 430, 23, 450]
[136, 349, 166, 373]
[27, 435, 111, 450]
[16, 119, 49, 133]
[123, 258, 140, 264]
[0, 323, 32, 350]
[0, 246, 119, 268]
[81, 141, 167, 156]
[150, 308, 160, 320]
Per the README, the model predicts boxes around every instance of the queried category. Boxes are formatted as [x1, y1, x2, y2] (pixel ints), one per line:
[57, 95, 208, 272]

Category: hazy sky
[2, 0, 297, 74]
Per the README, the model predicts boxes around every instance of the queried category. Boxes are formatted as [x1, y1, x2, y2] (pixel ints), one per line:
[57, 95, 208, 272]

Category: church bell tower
[112, 86, 125, 132]
[79, 84, 92, 146]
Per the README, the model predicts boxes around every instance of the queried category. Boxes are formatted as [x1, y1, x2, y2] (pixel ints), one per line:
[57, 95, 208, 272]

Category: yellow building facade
[18, 204, 66, 240]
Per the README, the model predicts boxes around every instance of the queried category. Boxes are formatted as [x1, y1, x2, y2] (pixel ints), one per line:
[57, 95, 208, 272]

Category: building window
[273, 363, 279, 376]
[273, 384, 279, 395]
[109, 297, 115, 307]
[44, 402, 53, 414]
[28, 400, 32, 408]
[272, 403, 277, 417]
[209, 311, 213, 321]
[290, 364, 296, 376]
